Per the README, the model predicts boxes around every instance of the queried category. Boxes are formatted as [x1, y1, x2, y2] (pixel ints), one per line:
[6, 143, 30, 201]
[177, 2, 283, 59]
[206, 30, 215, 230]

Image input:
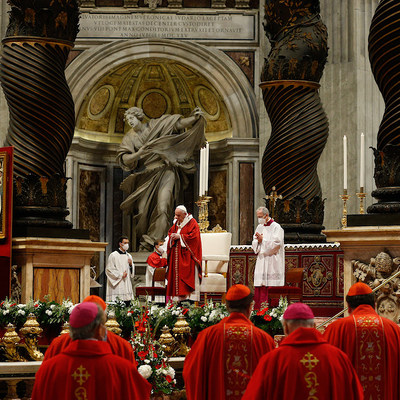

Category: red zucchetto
[283, 303, 314, 320]
[347, 282, 373, 296]
[83, 295, 107, 311]
[226, 284, 251, 301]
[69, 302, 98, 328]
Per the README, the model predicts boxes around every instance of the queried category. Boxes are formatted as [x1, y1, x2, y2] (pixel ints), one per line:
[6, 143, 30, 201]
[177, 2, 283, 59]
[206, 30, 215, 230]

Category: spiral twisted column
[260, 80, 328, 242]
[0, 0, 79, 229]
[368, 0, 400, 213]
[1, 39, 75, 178]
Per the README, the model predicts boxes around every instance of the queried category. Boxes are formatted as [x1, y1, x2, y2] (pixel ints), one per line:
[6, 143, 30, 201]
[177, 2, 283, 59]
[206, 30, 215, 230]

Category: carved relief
[352, 251, 400, 323]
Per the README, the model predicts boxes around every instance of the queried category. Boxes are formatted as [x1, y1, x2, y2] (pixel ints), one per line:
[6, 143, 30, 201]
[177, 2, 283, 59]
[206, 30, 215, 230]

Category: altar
[229, 243, 344, 317]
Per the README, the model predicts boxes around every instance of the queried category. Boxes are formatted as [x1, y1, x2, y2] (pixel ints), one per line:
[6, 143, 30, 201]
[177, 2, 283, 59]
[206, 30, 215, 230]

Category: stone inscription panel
[78, 12, 257, 42]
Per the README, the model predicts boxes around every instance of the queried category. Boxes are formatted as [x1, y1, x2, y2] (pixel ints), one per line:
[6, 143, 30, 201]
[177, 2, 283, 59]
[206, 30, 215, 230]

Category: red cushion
[267, 286, 302, 295]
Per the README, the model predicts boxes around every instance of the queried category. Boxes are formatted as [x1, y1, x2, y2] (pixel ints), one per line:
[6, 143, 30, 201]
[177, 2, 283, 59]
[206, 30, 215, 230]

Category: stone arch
[66, 38, 258, 139]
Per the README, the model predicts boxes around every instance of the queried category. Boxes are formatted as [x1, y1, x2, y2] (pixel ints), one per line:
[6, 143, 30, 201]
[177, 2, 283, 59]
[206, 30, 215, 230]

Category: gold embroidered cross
[300, 352, 319, 371]
[72, 365, 91, 385]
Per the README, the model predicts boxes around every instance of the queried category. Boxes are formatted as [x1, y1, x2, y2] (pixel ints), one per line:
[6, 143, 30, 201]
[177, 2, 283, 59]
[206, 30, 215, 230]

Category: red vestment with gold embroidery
[183, 312, 275, 400]
[32, 340, 151, 400]
[166, 217, 202, 297]
[243, 327, 363, 400]
[43, 331, 136, 365]
[324, 304, 400, 400]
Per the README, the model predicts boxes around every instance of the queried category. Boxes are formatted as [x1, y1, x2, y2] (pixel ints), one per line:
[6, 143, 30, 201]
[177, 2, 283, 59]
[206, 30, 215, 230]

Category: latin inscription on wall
[78, 12, 257, 42]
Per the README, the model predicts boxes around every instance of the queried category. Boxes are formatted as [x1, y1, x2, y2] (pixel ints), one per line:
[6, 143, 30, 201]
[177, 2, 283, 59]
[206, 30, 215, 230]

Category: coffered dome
[76, 57, 232, 143]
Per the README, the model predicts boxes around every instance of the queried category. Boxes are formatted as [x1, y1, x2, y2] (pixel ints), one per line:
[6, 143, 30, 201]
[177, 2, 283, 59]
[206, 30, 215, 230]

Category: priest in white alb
[252, 206, 284, 309]
[106, 235, 134, 304]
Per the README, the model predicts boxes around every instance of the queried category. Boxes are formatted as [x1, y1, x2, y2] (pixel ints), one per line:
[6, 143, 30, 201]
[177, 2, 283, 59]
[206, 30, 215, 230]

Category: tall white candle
[205, 142, 209, 193]
[360, 132, 365, 189]
[199, 148, 204, 197]
[343, 135, 348, 190]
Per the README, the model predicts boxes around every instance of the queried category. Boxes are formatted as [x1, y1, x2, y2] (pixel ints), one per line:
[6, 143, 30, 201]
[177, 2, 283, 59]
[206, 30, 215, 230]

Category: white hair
[176, 205, 187, 214]
[257, 206, 269, 216]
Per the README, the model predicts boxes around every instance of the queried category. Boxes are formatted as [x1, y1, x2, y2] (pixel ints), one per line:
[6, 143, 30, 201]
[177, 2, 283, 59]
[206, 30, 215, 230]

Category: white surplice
[252, 221, 285, 287]
[105, 249, 134, 301]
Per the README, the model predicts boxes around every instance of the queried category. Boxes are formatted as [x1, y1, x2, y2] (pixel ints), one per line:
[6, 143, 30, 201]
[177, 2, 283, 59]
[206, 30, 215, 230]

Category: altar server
[106, 235, 134, 303]
[252, 206, 285, 309]
[183, 284, 275, 400]
[145, 239, 168, 302]
[44, 295, 136, 364]
[324, 282, 400, 399]
[243, 303, 363, 400]
[32, 302, 151, 400]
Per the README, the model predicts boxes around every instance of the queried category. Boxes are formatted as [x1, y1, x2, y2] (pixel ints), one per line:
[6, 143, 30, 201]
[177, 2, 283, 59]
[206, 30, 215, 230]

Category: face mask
[156, 246, 164, 254]
[122, 243, 129, 251]
[258, 218, 265, 224]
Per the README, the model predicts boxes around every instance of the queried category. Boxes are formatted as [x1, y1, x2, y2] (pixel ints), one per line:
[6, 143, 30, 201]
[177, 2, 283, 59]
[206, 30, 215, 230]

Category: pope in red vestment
[33, 340, 150, 400]
[243, 303, 364, 400]
[324, 282, 400, 400]
[167, 206, 202, 300]
[183, 285, 275, 400]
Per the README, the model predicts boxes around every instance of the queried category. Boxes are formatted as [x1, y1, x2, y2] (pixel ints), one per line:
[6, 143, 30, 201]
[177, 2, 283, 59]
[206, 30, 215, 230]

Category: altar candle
[343, 135, 348, 190]
[199, 147, 204, 197]
[205, 142, 209, 193]
[360, 132, 365, 189]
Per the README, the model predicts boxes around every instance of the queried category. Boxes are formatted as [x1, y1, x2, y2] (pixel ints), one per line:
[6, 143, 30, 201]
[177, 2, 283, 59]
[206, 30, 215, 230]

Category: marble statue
[353, 252, 400, 323]
[117, 107, 206, 251]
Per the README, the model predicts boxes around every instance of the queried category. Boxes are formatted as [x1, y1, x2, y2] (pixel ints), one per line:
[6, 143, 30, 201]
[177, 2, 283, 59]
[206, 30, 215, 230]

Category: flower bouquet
[251, 296, 288, 337]
[130, 306, 176, 396]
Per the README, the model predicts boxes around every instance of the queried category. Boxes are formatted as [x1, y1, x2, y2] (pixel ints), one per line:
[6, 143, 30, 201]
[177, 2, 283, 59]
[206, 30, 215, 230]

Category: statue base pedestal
[12, 237, 107, 303]
[323, 226, 400, 315]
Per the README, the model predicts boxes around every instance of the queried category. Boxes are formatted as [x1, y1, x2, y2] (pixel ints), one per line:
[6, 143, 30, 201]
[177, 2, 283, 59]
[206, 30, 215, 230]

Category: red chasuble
[167, 216, 202, 297]
[147, 251, 168, 269]
[183, 312, 275, 400]
[32, 340, 151, 400]
[324, 304, 400, 400]
[43, 331, 136, 365]
[243, 328, 363, 400]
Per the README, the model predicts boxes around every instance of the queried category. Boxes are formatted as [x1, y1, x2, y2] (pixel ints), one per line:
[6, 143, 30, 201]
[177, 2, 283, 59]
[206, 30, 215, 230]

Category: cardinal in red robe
[183, 285, 275, 400]
[166, 205, 202, 301]
[32, 303, 151, 400]
[44, 295, 136, 364]
[324, 282, 400, 400]
[243, 303, 364, 400]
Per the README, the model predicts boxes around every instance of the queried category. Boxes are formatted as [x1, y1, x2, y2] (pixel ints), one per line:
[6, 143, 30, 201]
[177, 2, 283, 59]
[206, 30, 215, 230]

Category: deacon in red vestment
[324, 282, 400, 400]
[44, 295, 136, 364]
[167, 205, 202, 301]
[32, 303, 151, 400]
[183, 285, 275, 400]
[243, 303, 363, 400]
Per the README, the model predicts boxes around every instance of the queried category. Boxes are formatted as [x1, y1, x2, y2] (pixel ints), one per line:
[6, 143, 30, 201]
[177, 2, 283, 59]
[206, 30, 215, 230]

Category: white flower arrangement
[138, 364, 153, 379]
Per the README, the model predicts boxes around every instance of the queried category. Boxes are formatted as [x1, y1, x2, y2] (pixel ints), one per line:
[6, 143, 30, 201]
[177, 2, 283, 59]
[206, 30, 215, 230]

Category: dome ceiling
[76, 58, 232, 143]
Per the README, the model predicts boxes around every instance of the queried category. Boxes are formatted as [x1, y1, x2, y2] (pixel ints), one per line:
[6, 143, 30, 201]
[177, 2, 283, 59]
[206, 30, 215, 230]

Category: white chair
[200, 232, 232, 302]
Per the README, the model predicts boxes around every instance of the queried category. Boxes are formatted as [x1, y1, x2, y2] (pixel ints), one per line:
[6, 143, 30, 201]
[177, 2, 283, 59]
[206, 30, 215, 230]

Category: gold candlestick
[196, 194, 212, 233]
[340, 190, 350, 229]
[356, 188, 366, 214]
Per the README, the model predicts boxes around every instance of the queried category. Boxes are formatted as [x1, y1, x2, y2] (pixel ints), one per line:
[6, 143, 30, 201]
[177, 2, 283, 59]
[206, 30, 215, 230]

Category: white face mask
[121, 243, 129, 251]
[258, 218, 266, 225]
[156, 246, 164, 254]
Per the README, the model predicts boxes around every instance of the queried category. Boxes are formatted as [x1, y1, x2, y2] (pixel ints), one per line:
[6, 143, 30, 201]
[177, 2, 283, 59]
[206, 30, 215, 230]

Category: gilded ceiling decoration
[76, 58, 232, 143]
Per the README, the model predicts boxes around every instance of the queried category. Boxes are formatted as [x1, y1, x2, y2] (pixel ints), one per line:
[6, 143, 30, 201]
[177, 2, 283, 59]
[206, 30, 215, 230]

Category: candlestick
[343, 135, 347, 190]
[360, 132, 365, 189]
[356, 189, 366, 214]
[340, 190, 350, 229]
